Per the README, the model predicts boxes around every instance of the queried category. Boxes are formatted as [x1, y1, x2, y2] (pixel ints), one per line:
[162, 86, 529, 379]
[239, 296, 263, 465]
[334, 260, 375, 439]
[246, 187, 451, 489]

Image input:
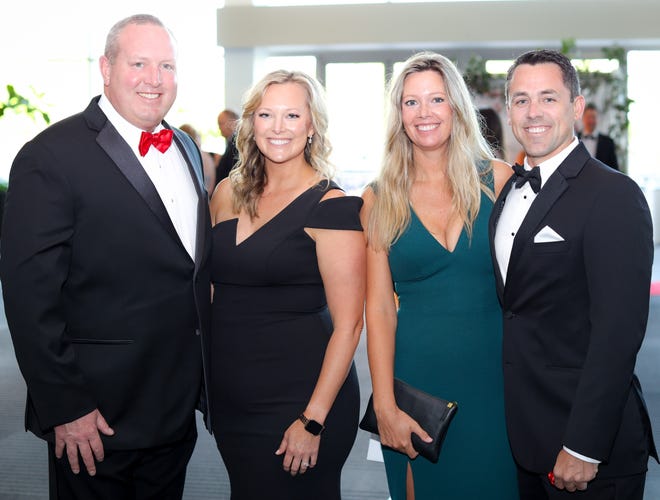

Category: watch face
[305, 419, 324, 436]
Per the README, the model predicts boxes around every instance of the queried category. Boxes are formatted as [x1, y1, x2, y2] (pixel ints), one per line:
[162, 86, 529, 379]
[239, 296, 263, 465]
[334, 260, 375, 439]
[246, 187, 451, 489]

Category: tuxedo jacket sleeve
[489, 143, 655, 476]
[563, 162, 648, 456]
[0, 97, 212, 447]
[1, 121, 95, 430]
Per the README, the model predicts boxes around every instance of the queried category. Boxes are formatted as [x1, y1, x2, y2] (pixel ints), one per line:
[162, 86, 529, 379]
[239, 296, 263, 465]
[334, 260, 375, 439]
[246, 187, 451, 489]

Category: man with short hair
[215, 108, 239, 183]
[1, 14, 211, 499]
[490, 49, 657, 499]
[578, 102, 619, 170]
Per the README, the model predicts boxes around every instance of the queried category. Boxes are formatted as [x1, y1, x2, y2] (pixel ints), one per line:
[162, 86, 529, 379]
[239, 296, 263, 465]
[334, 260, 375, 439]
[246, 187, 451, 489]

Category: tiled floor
[1, 247, 658, 499]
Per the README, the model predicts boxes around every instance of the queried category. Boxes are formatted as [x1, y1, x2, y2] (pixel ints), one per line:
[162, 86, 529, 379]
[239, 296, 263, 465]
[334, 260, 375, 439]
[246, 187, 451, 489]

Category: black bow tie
[512, 163, 541, 193]
[582, 134, 596, 140]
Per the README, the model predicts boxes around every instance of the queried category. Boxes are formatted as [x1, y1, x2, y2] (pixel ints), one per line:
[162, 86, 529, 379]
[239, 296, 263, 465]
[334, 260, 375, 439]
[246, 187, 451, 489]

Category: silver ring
[301, 462, 309, 467]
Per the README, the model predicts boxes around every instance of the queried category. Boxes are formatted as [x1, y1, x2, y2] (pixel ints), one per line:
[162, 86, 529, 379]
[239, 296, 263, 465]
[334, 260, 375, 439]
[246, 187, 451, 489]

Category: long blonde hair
[367, 51, 495, 251]
[229, 70, 333, 219]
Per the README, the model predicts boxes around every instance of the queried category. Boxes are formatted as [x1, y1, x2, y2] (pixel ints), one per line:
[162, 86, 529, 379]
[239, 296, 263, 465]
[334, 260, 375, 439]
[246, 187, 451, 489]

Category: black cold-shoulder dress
[210, 181, 361, 500]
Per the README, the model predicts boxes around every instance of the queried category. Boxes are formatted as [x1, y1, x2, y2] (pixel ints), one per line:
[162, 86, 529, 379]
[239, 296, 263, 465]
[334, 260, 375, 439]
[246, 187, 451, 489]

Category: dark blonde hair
[230, 70, 333, 219]
[368, 51, 494, 250]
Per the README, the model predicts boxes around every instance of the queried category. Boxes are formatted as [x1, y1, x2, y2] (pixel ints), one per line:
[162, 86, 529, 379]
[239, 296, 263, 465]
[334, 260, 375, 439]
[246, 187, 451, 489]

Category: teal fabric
[383, 173, 518, 499]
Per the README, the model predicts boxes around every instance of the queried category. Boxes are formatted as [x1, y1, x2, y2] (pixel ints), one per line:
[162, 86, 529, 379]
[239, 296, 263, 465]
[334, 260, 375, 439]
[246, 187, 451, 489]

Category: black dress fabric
[210, 181, 362, 500]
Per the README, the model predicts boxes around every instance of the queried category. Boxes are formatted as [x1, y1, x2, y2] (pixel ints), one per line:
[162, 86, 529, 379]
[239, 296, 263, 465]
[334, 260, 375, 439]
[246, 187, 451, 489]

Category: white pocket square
[534, 225, 565, 243]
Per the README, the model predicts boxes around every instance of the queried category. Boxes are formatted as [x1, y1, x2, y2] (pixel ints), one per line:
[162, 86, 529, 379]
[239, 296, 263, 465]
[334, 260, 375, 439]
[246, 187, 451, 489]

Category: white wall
[218, 1, 660, 50]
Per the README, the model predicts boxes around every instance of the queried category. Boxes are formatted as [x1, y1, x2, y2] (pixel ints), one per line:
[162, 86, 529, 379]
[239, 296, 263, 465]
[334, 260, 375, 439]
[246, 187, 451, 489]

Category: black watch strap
[298, 413, 325, 436]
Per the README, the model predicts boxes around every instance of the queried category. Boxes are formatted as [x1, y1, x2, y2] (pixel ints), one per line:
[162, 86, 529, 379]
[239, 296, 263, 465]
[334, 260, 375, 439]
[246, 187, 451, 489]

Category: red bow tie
[139, 129, 173, 156]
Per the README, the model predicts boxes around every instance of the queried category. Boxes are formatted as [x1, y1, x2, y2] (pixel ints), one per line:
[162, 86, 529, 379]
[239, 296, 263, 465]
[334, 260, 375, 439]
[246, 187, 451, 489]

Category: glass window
[325, 62, 386, 194]
[628, 50, 660, 184]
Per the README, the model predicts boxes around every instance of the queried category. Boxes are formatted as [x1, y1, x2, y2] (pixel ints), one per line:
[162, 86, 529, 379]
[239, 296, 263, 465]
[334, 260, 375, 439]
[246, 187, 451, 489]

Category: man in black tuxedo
[215, 108, 239, 184]
[1, 14, 211, 499]
[578, 103, 619, 170]
[489, 49, 657, 499]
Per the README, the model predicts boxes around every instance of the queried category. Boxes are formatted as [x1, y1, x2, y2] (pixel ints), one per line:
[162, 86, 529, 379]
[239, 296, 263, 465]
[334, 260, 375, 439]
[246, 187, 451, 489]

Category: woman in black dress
[208, 70, 365, 499]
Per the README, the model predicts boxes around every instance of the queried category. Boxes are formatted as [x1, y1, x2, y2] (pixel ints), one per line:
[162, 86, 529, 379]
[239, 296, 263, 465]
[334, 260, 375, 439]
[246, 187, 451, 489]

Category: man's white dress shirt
[99, 95, 198, 260]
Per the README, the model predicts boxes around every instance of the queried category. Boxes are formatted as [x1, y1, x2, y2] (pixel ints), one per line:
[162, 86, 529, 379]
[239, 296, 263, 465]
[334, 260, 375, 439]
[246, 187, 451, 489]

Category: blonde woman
[209, 70, 365, 499]
[361, 52, 517, 499]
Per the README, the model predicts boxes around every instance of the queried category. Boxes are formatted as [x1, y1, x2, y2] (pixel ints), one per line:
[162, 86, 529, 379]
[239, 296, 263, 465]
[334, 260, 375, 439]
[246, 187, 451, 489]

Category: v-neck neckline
[409, 205, 464, 254]
[232, 182, 320, 247]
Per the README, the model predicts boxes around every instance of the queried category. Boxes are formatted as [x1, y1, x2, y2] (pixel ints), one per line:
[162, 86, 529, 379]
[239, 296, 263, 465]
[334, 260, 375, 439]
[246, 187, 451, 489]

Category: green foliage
[0, 85, 50, 124]
[463, 56, 492, 95]
[560, 38, 577, 56]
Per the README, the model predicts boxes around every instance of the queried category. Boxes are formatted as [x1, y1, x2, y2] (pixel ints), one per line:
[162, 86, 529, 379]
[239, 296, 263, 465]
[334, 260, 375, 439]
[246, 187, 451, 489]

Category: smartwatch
[298, 413, 325, 436]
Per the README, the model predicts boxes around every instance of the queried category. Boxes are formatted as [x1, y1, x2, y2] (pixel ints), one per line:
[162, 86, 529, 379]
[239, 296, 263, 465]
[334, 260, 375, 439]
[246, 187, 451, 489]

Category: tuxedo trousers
[516, 464, 646, 500]
[48, 418, 196, 500]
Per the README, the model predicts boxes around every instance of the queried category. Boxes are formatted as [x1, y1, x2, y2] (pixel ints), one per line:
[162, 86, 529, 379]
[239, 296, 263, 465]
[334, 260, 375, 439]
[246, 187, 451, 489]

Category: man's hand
[54, 409, 114, 476]
[551, 449, 598, 492]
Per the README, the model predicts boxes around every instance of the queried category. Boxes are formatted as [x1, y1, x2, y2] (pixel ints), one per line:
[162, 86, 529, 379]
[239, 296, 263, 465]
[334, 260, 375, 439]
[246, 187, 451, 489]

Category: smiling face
[401, 70, 453, 155]
[253, 82, 314, 168]
[507, 62, 584, 166]
[100, 23, 177, 132]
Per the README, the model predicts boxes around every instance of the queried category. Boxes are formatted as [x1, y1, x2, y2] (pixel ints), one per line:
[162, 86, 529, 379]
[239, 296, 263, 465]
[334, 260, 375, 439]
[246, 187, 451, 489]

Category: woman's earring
[307, 136, 313, 145]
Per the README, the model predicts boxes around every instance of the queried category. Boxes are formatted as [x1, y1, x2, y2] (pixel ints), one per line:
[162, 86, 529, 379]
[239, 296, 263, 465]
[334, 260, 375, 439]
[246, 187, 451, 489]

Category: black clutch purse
[359, 378, 458, 463]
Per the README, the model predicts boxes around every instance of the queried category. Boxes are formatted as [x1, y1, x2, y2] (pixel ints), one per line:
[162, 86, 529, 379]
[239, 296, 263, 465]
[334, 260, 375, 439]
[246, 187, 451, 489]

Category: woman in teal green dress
[361, 52, 518, 499]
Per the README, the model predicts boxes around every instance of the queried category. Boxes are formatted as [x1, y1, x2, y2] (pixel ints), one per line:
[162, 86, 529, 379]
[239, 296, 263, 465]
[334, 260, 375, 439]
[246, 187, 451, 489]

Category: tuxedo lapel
[504, 173, 567, 294]
[504, 144, 590, 297]
[84, 98, 207, 264]
[596, 135, 607, 160]
[489, 173, 514, 302]
[96, 121, 182, 246]
[171, 127, 208, 272]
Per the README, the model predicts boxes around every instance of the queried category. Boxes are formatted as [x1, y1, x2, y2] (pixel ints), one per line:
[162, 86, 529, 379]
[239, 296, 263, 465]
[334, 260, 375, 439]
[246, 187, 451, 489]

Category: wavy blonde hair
[229, 70, 333, 218]
[367, 51, 495, 251]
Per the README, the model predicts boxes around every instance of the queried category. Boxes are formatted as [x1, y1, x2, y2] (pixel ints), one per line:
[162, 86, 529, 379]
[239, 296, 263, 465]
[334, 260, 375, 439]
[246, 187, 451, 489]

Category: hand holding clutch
[359, 378, 458, 463]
